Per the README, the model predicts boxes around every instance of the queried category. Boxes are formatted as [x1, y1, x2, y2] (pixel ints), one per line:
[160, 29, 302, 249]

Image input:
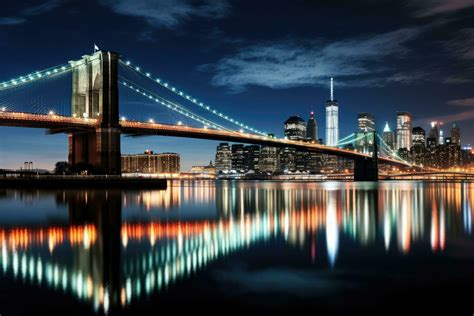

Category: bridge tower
[68, 51, 121, 174]
[353, 131, 379, 181]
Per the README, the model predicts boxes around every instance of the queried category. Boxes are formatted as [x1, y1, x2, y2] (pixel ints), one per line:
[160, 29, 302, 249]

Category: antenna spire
[330, 77, 334, 102]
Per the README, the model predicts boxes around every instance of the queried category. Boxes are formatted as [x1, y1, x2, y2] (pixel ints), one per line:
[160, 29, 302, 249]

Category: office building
[429, 122, 439, 146]
[231, 144, 245, 172]
[451, 123, 460, 145]
[259, 146, 278, 173]
[306, 111, 318, 143]
[215, 143, 232, 172]
[396, 111, 412, 150]
[121, 150, 180, 174]
[284, 116, 306, 140]
[325, 77, 339, 146]
[412, 127, 426, 147]
[382, 122, 395, 150]
[355, 113, 376, 154]
[244, 145, 260, 171]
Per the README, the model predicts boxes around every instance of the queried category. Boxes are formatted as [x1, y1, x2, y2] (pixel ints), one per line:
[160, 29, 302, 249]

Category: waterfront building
[215, 143, 232, 173]
[325, 78, 339, 147]
[306, 111, 318, 143]
[382, 122, 395, 150]
[259, 146, 278, 173]
[121, 150, 180, 174]
[396, 111, 412, 150]
[231, 144, 245, 172]
[284, 116, 306, 140]
[244, 145, 260, 172]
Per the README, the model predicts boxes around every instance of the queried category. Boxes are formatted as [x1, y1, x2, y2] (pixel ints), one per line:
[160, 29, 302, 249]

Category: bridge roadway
[0, 111, 410, 167]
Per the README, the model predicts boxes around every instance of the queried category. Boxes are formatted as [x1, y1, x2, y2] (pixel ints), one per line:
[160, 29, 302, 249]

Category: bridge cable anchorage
[119, 78, 231, 132]
[0, 63, 74, 92]
[119, 58, 267, 136]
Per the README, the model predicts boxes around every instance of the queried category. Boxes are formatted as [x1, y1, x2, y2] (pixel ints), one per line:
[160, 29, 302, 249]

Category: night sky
[0, 0, 473, 170]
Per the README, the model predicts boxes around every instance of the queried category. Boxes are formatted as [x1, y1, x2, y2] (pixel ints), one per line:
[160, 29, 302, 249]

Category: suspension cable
[119, 58, 267, 136]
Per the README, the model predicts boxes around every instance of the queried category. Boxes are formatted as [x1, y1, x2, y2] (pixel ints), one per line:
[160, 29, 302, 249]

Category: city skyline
[0, 1, 473, 171]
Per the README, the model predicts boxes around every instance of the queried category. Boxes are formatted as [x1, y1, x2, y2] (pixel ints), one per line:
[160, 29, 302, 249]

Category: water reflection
[0, 181, 472, 314]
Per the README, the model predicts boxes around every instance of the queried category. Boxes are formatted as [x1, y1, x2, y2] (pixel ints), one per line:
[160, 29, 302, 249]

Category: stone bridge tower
[68, 51, 121, 174]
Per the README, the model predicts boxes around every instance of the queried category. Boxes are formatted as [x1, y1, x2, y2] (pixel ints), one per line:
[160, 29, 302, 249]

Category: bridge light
[83, 112, 89, 118]
[48, 110, 55, 116]
[204, 125, 208, 129]
[148, 118, 155, 123]
[135, 67, 140, 71]
[61, 66, 66, 71]
[239, 129, 244, 133]
[121, 116, 126, 121]
[177, 121, 182, 125]
[126, 61, 131, 66]
[1, 107, 6, 111]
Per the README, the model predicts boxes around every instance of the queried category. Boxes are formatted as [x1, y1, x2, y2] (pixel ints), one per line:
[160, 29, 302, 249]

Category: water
[0, 181, 473, 315]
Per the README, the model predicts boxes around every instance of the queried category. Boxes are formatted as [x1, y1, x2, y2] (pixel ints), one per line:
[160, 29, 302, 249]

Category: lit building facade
[231, 144, 245, 172]
[412, 127, 426, 147]
[355, 112, 376, 154]
[382, 122, 395, 150]
[215, 143, 232, 173]
[396, 111, 412, 150]
[243, 145, 260, 172]
[325, 78, 339, 147]
[259, 146, 278, 173]
[306, 111, 318, 143]
[121, 151, 180, 174]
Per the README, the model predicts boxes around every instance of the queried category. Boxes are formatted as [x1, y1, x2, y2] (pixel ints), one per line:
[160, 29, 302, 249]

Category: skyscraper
[382, 122, 395, 150]
[259, 146, 278, 173]
[325, 78, 339, 147]
[396, 111, 412, 150]
[439, 124, 445, 145]
[451, 123, 461, 145]
[429, 122, 439, 146]
[231, 144, 245, 172]
[412, 127, 426, 147]
[215, 143, 232, 172]
[306, 111, 318, 143]
[356, 113, 376, 154]
[357, 113, 375, 133]
[284, 116, 306, 140]
[243, 145, 260, 171]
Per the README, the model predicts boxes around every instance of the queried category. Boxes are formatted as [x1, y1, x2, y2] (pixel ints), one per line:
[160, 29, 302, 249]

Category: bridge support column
[68, 51, 121, 175]
[354, 131, 378, 181]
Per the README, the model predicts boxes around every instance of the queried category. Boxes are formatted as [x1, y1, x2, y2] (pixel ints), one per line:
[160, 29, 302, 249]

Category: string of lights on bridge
[119, 78, 231, 132]
[120, 58, 268, 136]
[0, 62, 76, 91]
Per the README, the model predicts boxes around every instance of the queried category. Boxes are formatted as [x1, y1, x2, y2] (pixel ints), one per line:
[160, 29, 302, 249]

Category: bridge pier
[68, 51, 121, 175]
[353, 131, 379, 181]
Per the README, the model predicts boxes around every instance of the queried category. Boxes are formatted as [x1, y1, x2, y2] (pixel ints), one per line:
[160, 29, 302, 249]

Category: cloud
[0, 0, 64, 26]
[203, 27, 424, 92]
[101, 0, 231, 29]
[445, 28, 474, 60]
[409, 0, 474, 17]
[447, 98, 474, 106]
[420, 98, 474, 124]
[0, 17, 26, 25]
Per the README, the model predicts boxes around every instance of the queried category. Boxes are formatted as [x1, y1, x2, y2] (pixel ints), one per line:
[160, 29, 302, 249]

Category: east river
[0, 180, 473, 314]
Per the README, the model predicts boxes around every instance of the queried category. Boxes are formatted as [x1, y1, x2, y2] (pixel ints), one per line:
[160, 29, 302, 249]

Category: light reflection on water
[0, 181, 472, 314]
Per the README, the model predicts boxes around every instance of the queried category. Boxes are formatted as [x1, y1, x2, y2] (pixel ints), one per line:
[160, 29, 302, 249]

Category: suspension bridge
[0, 50, 413, 181]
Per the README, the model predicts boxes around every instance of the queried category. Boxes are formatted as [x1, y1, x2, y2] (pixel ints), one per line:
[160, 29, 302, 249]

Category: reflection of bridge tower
[68, 51, 121, 175]
[65, 190, 122, 313]
[354, 131, 379, 181]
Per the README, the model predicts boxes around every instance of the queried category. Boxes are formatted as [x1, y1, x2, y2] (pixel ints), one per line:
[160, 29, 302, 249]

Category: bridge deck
[0, 111, 410, 167]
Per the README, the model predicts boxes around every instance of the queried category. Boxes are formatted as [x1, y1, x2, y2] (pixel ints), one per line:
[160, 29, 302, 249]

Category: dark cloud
[101, 0, 231, 29]
[409, 0, 474, 17]
[203, 27, 425, 92]
[0, 0, 64, 26]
